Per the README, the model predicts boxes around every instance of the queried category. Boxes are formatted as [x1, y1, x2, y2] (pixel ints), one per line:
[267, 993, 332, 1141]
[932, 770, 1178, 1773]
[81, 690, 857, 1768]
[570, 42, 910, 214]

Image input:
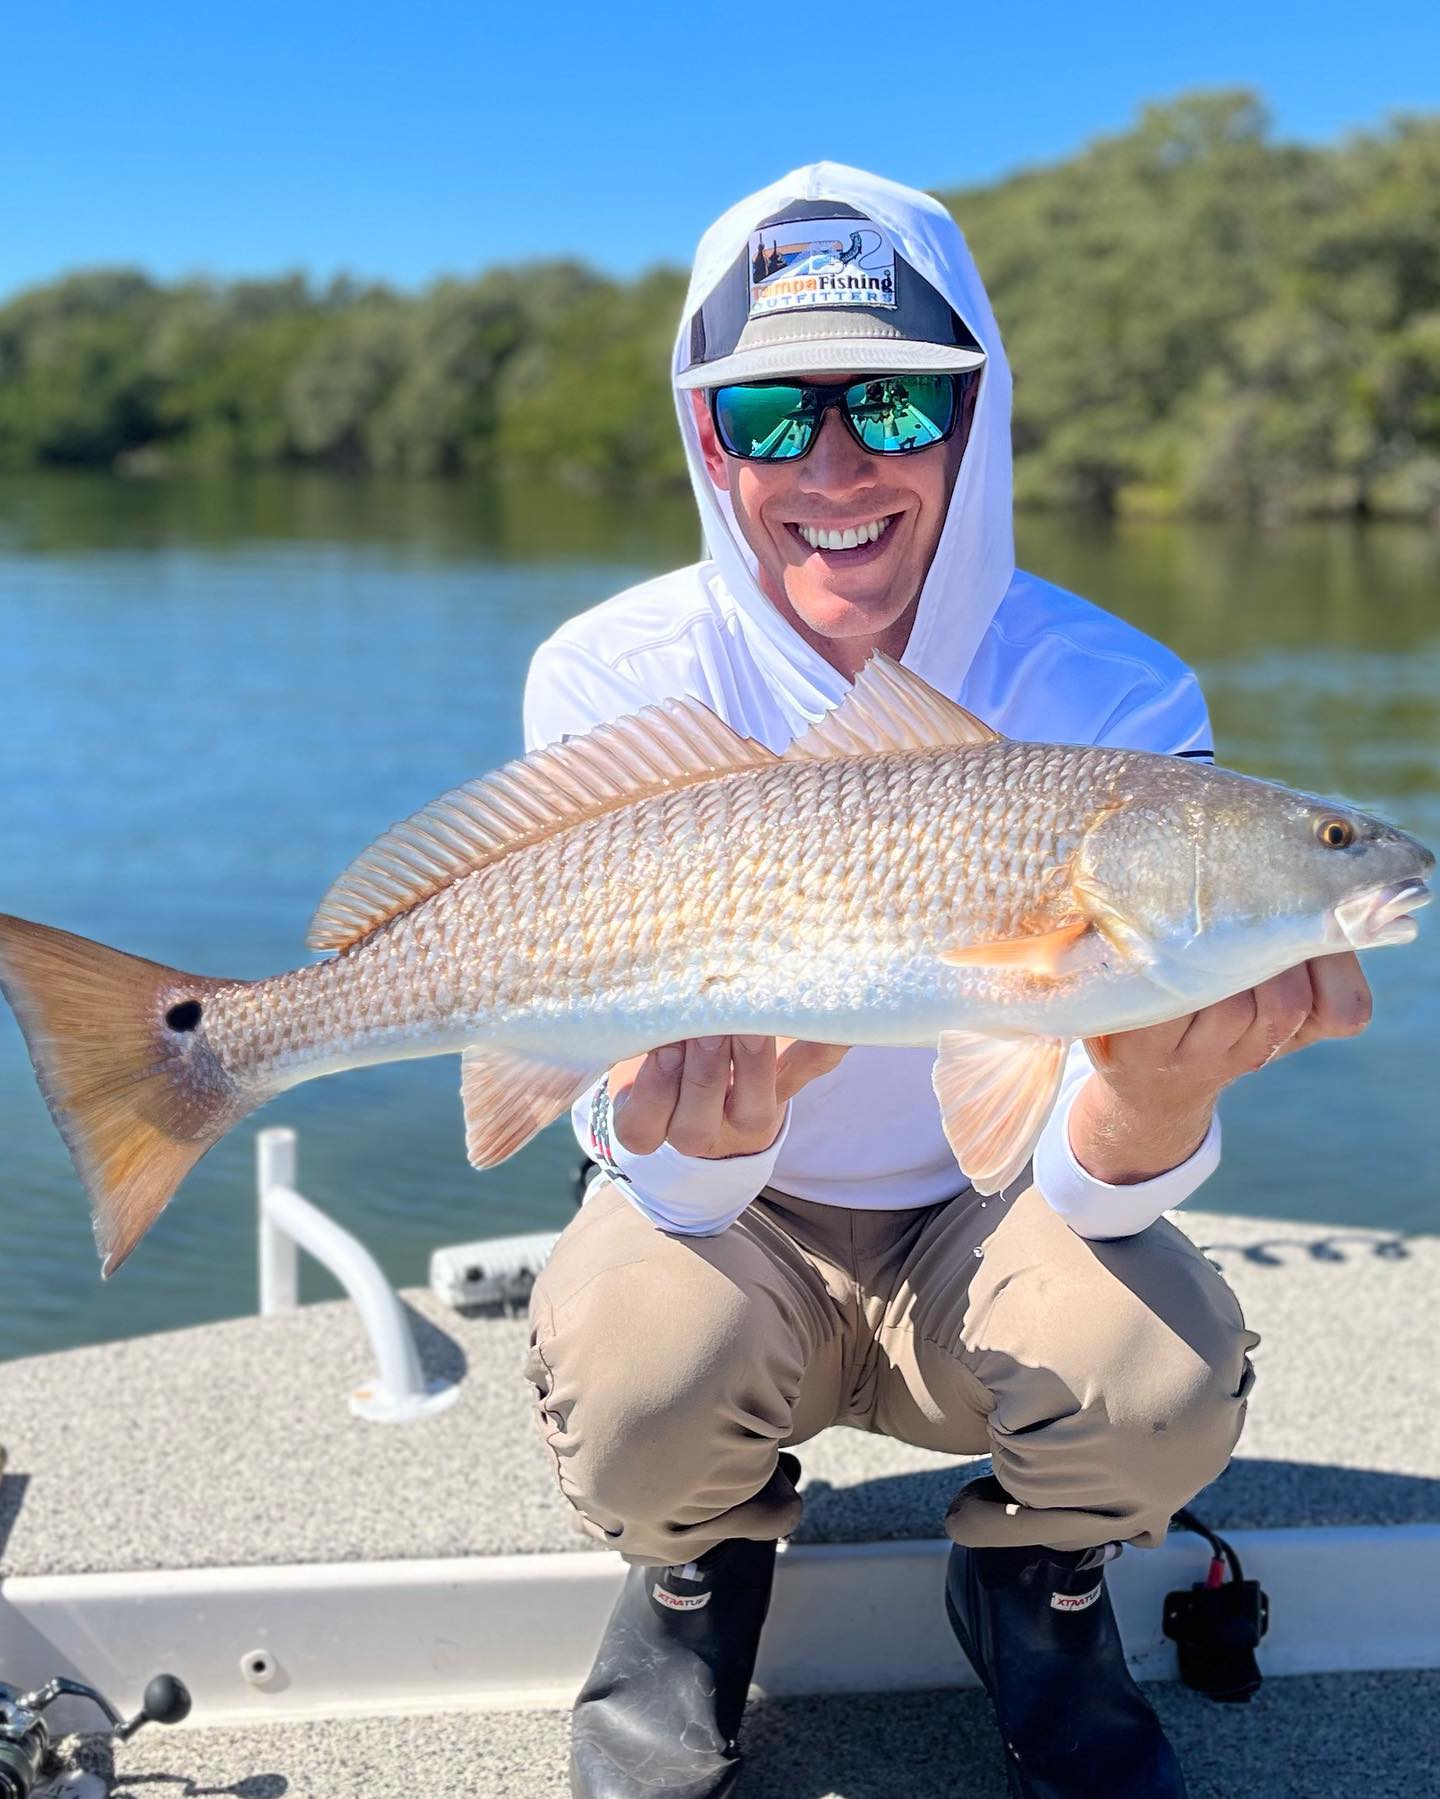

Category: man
[522, 164, 1371, 1799]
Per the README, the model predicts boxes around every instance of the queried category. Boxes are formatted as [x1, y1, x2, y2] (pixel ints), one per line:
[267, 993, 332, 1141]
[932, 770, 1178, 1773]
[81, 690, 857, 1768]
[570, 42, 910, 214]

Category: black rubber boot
[569, 1451, 800, 1798]
[945, 1515, 1187, 1798]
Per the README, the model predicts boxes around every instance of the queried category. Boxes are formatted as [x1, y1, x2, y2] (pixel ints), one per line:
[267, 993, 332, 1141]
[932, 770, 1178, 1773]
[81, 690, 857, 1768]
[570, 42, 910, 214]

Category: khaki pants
[524, 1179, 1259, 1568]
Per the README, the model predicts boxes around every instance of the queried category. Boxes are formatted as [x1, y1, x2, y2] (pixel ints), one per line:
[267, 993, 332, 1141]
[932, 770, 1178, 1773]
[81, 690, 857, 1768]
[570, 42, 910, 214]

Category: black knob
[142, 1675, 191, 1726]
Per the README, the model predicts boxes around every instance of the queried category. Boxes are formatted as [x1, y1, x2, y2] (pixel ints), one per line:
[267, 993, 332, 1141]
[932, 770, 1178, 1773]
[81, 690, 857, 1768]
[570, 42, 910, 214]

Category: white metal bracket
[256, 1128, 458, 1424]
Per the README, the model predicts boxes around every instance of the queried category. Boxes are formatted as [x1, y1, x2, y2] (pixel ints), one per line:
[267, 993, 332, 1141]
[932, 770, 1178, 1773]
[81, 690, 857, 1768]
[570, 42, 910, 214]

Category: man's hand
[1069, 950, 1373, 1185]
[610, 1036, 850, 1160]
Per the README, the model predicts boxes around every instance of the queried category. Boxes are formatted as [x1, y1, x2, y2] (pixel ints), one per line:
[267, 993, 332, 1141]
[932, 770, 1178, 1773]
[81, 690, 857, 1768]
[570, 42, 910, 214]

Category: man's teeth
[797, 517, 892, 551]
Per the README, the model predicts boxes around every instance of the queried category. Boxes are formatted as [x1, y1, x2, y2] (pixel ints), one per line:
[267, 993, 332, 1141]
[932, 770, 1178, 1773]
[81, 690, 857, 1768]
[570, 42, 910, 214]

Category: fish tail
[0, 914, 256, 1279]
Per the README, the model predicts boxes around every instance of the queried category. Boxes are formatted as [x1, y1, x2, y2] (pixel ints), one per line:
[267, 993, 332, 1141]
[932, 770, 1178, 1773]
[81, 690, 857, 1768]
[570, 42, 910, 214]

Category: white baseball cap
[676, 198, 986, 390]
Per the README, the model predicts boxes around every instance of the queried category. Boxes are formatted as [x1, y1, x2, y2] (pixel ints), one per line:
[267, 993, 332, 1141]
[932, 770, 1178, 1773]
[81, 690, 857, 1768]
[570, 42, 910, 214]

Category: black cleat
[569, 1452, 800, 1798]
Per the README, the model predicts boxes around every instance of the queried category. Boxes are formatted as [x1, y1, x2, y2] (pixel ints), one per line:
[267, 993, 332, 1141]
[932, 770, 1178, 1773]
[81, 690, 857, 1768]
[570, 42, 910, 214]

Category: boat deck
[3, 1205, 1437, 1581]
[4, 1204, 1439, 1798]
[100, 1669, 1440, 1799]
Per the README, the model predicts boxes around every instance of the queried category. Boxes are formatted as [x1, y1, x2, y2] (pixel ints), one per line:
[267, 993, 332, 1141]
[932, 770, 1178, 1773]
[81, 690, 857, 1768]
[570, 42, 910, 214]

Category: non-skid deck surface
[97, 1671, 1440, 1799]
[3, 1208, 1438, 1579]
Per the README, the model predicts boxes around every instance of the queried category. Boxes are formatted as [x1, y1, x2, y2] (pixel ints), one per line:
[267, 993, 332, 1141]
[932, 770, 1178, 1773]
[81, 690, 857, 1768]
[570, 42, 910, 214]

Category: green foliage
[1, 93, 1437, 515]
[0, 272, 166, 467]
[492, 266, 686, 488]
[146, 277, 330, 468]
[942, 92, 1440, 518]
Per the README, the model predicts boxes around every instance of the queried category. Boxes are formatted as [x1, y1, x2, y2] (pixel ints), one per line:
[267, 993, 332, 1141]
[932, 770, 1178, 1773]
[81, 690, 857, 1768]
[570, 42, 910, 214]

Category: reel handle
[114, 1675, 192, 1741]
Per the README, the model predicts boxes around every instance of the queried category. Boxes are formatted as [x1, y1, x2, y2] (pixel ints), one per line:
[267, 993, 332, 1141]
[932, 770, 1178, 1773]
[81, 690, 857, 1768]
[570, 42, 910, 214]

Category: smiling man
[701, 365, 978, 674]
[521, 165, 1370, 1799]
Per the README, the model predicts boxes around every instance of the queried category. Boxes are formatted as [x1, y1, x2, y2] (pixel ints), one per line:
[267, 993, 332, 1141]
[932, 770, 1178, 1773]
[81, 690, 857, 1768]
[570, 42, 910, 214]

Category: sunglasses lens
[846, 374, 957, 453]
[713, 385, 815, 461]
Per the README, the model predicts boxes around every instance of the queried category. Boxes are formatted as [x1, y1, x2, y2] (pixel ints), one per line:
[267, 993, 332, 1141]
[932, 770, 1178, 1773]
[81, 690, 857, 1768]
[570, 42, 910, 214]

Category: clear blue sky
[4, 0, 1437, 299]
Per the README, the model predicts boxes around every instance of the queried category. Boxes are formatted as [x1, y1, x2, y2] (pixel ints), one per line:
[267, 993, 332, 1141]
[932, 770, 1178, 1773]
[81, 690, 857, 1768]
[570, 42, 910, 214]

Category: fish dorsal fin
[308, 699, 778, 953]
[783, 652, 1001, 763]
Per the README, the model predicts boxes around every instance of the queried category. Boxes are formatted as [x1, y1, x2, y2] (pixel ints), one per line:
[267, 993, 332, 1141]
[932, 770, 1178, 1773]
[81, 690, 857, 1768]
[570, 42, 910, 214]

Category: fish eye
[1316, 818, 1354, 850]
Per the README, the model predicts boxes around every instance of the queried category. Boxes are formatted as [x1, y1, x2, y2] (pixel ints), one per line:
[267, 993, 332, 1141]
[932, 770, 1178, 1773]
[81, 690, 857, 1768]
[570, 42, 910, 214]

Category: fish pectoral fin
[938, 917, 1094, 977]
[1071, 874, 1194, 998]
[932, 1031, 1070, 1196]
[1070, 872, 1159, 965]
[460, 1047, 600, 1169]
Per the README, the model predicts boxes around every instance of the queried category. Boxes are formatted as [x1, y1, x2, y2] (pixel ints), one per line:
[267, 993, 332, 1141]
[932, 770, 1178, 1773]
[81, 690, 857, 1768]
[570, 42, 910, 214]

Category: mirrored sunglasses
[709, 371, 974, 463]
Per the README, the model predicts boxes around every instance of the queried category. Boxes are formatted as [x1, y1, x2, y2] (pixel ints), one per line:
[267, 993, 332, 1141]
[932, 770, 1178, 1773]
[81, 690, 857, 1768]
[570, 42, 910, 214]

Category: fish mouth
[1335, 878, 1433, 949]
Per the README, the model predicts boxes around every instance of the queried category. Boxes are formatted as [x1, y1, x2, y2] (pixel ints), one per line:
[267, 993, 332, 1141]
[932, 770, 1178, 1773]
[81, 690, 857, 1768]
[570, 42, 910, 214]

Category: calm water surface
[1, 475, 1436, 1360]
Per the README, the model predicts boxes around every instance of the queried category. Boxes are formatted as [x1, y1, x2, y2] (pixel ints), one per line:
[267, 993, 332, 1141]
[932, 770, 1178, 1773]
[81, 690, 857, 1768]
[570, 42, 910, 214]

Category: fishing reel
[0, 1672, 190, 1798]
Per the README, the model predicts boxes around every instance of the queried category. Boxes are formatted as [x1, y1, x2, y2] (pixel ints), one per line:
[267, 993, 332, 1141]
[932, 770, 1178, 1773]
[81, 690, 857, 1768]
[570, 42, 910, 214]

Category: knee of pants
[983, 1235, 1260, 1512]
[525, 1260, 802, 1525]
[1101, 1306, 1259, 1508]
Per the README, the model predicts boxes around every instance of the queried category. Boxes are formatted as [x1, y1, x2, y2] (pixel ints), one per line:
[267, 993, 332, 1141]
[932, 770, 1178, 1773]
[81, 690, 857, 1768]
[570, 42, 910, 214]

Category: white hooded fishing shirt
[523, 162, 1221, 1240]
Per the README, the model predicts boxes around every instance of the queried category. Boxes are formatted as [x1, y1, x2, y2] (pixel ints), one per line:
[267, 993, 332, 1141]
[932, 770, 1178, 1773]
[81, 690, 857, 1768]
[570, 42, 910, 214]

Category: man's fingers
[614, 1036, 844, 1159]
[725, 1034, 780, 1137]
[775, 1038, 850, 1103]
[667, 1036, 738, 1156]
[1299, 951, 1373, 1042]
[1177, 988, 1258, 1062]
[1085, 1013, 1189, 1075]
[611, 1044, 685, 1154]
[1179, 969, 1310, 1076]
[1233, 955, 1372, 1069]
[1246, 963, 1315, 1068]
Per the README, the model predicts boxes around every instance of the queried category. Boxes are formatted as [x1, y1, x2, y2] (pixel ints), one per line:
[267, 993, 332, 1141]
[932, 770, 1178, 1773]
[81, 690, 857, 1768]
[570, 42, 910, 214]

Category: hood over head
[672, 161, 1015, 715]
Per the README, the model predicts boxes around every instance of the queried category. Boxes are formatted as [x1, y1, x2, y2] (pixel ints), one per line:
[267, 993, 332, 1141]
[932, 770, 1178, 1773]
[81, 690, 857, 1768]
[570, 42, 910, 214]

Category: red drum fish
[0, 655, 1431, 1276]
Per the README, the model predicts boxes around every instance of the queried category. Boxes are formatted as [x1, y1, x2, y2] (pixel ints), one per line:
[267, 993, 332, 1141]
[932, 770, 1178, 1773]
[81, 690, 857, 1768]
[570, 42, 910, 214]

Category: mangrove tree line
[1, 92, 1437, 519]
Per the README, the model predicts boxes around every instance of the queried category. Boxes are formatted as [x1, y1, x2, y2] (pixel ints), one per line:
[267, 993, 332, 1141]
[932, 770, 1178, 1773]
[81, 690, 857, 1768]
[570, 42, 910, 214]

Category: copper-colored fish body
[0, 653, 1431, 1275]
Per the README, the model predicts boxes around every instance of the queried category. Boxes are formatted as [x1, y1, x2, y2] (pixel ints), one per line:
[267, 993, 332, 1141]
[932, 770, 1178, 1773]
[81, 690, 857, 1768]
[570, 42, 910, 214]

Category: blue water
[1, 476, 1436, 1360]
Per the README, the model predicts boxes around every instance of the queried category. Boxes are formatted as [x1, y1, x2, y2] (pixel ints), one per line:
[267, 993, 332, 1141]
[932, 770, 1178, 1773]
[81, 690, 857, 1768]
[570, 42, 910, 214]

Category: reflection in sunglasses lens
[847, 375, 955, 453]
[715, 385, 814, 460]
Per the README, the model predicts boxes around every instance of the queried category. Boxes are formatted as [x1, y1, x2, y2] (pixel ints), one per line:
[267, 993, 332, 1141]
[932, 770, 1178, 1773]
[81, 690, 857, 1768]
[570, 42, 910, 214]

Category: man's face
[692, 371, 979, 651]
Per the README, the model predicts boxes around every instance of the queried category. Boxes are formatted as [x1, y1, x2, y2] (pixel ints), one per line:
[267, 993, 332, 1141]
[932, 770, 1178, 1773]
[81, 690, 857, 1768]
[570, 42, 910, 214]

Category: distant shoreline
[1, 94, 1437, 524]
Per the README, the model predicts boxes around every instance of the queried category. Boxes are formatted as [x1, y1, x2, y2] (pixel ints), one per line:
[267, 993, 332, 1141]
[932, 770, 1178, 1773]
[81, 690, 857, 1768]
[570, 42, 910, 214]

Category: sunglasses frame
[708, 369, 977, 464]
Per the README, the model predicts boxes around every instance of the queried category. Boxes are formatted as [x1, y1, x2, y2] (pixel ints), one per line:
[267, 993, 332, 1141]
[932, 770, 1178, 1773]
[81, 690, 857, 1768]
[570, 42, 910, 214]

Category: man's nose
[799, 405, 877, 496]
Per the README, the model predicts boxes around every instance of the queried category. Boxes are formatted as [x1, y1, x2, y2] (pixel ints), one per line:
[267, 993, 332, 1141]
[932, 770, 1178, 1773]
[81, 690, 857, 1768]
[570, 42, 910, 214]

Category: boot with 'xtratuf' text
[569, 1452, 800, 1799]
[945, 1526, 1187, 1799]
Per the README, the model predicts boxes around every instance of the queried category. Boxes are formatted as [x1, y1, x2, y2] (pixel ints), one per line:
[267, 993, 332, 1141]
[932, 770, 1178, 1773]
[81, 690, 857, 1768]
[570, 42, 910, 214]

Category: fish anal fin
[784, 651, 1001, 763]
[932, 1031, 1069, 1196]
[938, 917, 1094, 978]
[309, 700, 778, 955]
[460, 1047, 600, 1168]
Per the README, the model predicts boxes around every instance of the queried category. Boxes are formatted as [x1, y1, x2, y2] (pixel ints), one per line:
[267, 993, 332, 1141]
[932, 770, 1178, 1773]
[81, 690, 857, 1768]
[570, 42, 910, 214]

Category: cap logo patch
[748, 218, 897, 318]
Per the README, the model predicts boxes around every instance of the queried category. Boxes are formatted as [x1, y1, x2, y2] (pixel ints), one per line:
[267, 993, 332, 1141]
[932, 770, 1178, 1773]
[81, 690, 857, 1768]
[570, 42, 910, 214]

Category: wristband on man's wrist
[587, 1074, 626, 1181]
